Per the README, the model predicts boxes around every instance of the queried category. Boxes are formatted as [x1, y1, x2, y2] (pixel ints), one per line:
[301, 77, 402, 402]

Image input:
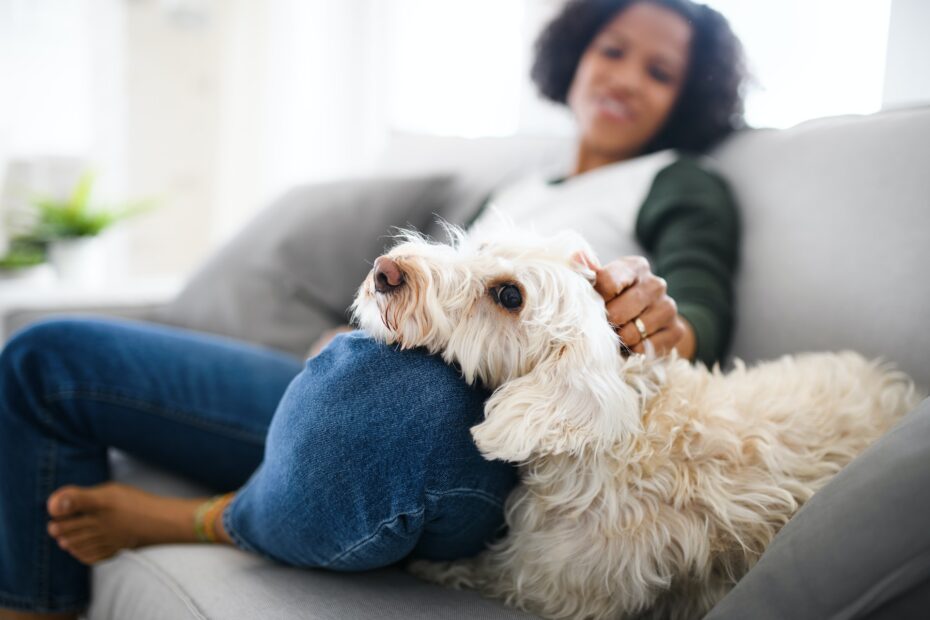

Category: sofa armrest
[0, 276, 181, 347]
[1, 303, 169, 345]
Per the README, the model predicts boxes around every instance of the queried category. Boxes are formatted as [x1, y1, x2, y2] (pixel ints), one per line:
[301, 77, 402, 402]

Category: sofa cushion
[155, 175, 478, 359]
[88, 451, 539, 620]
[89, 547, 538, 620]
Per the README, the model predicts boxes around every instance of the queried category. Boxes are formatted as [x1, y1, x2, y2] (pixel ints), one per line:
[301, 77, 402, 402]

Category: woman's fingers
[594, 256, 650, 300]
[593, 256, 685, 358]
[617, 295, 678, 348]
[629, 320, 686, 356]
[605, 275, 668, 327]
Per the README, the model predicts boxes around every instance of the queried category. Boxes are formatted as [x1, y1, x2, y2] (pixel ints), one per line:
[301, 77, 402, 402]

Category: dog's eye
[493, 284, 523, 310]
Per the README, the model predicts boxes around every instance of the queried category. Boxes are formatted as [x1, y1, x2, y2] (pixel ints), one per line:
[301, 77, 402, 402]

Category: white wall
[4, 0, 928, 283]
[110, 0, 396, 277]
[706, 0, 892, 129]
[121, 0, 225, 277]
[0, 0, 125, 258]
[882, 0, 930, 108]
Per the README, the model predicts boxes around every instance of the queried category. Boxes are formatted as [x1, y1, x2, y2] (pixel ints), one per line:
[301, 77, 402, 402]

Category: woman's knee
[0, 319, 72, 405]
[230, 333, 503, 568]
[0, 320, 87, 452]
[2, 318, 65, 370]
[269, 332, 490, 462]
[2, 317, 112, 375]
[1, 318, 118, 403]
[261, 332, 493, 512]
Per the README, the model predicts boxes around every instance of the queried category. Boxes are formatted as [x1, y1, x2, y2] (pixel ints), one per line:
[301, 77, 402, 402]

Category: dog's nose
[373, 256, 405, 294]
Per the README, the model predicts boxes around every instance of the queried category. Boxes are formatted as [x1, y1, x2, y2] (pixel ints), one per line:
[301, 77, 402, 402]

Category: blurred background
[0, 0, 927, 288]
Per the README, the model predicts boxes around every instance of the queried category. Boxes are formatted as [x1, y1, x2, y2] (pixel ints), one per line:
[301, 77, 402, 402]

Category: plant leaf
[28, 173, 157, 240]
[70, 170, 95, 214]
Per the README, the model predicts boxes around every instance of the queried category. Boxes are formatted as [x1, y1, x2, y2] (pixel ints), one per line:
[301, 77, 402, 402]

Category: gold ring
[634, 317, 649, 341]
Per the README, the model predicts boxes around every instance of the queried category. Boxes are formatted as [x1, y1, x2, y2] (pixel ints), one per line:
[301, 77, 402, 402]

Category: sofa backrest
[713, 107, 929, 390]
[161, 107, 930, 389]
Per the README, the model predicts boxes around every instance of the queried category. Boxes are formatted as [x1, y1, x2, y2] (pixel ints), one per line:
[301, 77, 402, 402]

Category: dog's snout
[373, 256, 405, 294]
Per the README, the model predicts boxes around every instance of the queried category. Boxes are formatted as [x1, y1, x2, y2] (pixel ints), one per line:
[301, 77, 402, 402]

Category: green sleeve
[635, 156, 740, 367]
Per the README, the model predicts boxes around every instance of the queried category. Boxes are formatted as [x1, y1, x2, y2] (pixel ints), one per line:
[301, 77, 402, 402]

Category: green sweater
[635, 157, 739, 367]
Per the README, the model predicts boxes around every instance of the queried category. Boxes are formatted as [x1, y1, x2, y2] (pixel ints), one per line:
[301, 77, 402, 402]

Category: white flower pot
[48, 237, 109, 287]
[0, 264, 54, 285]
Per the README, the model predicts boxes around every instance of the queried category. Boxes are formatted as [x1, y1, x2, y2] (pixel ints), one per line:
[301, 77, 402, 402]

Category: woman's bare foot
[45, 482, 225, 565]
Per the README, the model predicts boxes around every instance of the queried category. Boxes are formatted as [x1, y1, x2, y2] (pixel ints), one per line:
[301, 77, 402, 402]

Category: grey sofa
[3, 106, 929, 619]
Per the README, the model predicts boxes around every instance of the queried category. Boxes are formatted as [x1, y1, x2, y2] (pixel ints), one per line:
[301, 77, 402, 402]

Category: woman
[0, 1, 746, 618]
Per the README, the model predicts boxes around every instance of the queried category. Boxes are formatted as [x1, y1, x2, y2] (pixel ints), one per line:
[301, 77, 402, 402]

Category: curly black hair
[531, 0, 747, 154]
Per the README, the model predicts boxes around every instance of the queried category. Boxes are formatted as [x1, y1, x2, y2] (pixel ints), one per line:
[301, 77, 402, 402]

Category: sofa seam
[117, 551, 209, 620]
[830, 547, 930, 620]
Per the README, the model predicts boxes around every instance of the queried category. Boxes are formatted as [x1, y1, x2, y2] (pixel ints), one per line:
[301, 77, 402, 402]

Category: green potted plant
[0, 236, 47, 281]
[31, 171, 152, 285]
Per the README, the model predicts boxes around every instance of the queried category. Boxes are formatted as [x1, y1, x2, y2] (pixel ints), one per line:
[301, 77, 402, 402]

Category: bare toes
[47, 485, 80, 517]
[58, 534, 111, 564]
[59, 530, 106, 552]
[46, 481, 198, 558]
[47, 485, 102, 518]
[48, 515, 96, 538]
[74, 542, 118, 565]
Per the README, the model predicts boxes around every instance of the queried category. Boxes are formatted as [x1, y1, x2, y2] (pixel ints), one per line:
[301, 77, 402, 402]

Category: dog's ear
[553, 228, 599, 284]
[569, 250, 599, 284]
[471, 335, 643, 462]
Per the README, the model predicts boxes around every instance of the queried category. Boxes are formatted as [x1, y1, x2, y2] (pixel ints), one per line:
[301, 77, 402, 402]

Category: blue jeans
[0, 318, 517, 614]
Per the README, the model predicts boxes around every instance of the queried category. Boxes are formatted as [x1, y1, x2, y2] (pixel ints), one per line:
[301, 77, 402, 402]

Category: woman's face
[568, 2, 692, 168]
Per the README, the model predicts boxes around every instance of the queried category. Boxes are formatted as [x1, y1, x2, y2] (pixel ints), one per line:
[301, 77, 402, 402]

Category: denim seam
[120, 551, 208, 619]
[10, 390, 84, 611]
[221, 497, 260, 556]
[36, 436, 55, 609]
[324, 507, 426, 568]
[41, 389, 266, 445]
[424, 487, 505, 510]
[219, 484, 286, 564]
[15, 425, 91, 613]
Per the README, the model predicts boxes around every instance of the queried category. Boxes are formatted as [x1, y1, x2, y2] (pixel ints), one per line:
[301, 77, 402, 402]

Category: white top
[469, 149, 677, 263]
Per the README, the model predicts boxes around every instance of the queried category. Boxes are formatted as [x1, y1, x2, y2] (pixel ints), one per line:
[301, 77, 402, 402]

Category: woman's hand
[590, 256, 695, 359]
[307, 325, 355, 358]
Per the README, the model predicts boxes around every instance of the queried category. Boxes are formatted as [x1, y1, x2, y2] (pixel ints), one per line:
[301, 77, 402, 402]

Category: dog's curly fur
[351, 228, 922, 620]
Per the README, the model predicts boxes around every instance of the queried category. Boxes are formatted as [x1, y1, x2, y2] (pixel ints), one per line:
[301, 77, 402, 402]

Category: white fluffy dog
[351, 228, 921, 620]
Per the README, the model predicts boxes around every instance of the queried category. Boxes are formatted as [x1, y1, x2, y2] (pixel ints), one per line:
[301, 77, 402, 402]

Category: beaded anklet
[194, 492, 235, 543]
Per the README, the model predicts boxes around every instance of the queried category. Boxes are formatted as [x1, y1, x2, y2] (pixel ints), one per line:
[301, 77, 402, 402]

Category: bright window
[382, 0, 895, 136]
[705, 0, 893, 128]
[382, 0, 527, 137]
